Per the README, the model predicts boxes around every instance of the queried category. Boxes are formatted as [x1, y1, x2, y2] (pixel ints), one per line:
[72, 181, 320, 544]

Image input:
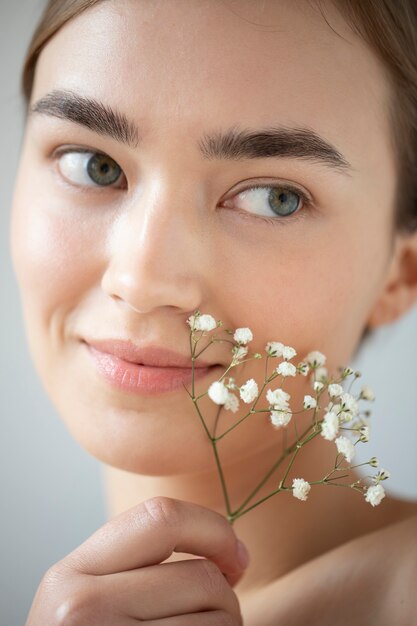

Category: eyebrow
[29, 89, 353, 175]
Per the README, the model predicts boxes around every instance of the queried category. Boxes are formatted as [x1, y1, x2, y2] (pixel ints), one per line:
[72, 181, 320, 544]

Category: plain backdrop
[1, 2, 416, 625]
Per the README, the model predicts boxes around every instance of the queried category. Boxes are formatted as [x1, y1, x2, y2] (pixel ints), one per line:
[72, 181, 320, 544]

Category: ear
[366, 230, 417, 329]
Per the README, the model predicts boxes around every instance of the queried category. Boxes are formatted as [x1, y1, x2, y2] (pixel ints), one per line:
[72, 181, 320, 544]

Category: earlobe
[366, 231, 417, 330]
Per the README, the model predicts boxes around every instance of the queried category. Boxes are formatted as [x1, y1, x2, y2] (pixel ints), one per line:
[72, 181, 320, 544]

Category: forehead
[32, 0, 393, 176]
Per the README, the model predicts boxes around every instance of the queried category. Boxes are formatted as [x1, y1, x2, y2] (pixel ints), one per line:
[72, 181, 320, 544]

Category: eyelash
[51, 147, 312, 225]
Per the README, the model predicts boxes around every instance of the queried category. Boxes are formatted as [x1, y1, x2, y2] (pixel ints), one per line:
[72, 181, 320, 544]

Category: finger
[59, 497, 248, 584]
[99, 559, 242, 621]
[142, 610, 242, 625]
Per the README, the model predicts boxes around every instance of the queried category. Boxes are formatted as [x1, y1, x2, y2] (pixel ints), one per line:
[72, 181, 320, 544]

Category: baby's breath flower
[233, 327, 253, 345]
[335, 435, 356, 463]
[359, 425, 370, 442]
[292, 478, 311, 501]
[312, 367, 328, 384]
[373, 468, 390, 482]
[187, 313, 217, 331]
[231, 345, 248, 363]
[265, 341, 285, 357]
[270, 409, 292, 428]
[225, 377, 237, 390]
[266, 387, 291, 409]
[368, 456, 379, 468]
[313, 381, 324, 392]
[365, 484, 386, 507]
[224, 392, 240, 413]
[239, 379, 258, 404]
[341, 366, 354, 377]
[208, 381, 229, 405]
[328, 383, 344, 398]
[359, 385, 376, 401]
[321, 411, 340, 441]
[282, 345, 297, 361]
[340, 392, 359, 417]
[276, 361, 297, 377]
[297, 362, 309, 376]
[303, 395, 317, 410]
[306, 351, 327, 368]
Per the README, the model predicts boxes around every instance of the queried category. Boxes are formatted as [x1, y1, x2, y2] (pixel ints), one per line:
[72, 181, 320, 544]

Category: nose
[101, 179, 206, 315]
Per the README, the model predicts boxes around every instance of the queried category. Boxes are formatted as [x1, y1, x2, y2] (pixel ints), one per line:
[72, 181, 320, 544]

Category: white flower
[276, 361, 297, 377]
[342, 366, 355, 377]
[292, 478, 311, 501]
[360, 386, 375, 401]
[265, 341, 285, 357]
[321, 411, 340, 441]
[368, 456, 379, 468]
[270, 409, 292, 428]
[187, 313, 217, 331]
[231, 345, 248, 362]
[282, 345, 297, 361]
[306, 350, 326, 368]
[303, 395, 317, 410]
[340, 392, 359, 417]
[365, 484, 386, 507]
[310, 367, 328, 387]
[359, 425, 370, 442]
[208, 381, 229, 405]
[313, 381, 324, 392]
[266, 387, 291, 410]
[374, 468, 390, 482]
[233, 327, 253, 345]
[297, 362, 309, 376]
[224, 392, 240, 413]
[328, 383, 344, 398]
[335, 435, 356, 463]
[239, 379, 258, 404]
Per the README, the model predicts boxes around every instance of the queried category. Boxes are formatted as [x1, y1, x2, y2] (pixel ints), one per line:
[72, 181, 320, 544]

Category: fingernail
[236, 540, 250, 569]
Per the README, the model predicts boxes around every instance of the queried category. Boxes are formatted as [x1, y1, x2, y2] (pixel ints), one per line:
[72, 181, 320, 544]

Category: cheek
[215, 215, 387, 370]
[10, 165, 103, 377]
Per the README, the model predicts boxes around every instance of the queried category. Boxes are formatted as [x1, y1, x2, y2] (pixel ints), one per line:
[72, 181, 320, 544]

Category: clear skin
[10, 0, 417, 623]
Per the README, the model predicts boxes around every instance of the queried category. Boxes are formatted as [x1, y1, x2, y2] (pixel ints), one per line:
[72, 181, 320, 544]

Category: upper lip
[84, 338, 216, 368]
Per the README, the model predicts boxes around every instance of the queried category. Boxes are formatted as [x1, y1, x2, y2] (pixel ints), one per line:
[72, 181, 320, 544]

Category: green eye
[267, 187, 301, 216]
[86, 153, 122, 186]
[231, 183, 308, 222]
[55, 149, 126, 188]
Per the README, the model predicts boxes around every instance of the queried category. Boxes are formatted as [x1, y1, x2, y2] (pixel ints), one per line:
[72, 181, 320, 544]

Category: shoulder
[240, 510, 417, 626]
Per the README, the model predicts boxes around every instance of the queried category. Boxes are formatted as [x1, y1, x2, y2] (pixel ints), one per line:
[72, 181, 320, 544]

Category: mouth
[82, 340, 222, 395]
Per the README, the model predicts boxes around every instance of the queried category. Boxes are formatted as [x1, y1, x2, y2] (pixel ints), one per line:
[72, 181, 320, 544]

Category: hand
[25, 497, 249, 625]
[241, 512, 417, 626]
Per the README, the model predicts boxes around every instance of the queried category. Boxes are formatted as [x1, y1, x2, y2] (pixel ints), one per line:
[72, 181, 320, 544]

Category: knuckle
[37, 569, 102, 626]
[53, 583, 101, 626]
[142, 496, 180, 528]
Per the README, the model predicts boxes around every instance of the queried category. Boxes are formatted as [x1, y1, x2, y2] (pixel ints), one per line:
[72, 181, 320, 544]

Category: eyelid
[226, 178, 314, 205]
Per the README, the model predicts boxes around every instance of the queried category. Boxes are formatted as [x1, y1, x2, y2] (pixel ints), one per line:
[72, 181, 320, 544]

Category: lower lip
[85, 344, 219, 394]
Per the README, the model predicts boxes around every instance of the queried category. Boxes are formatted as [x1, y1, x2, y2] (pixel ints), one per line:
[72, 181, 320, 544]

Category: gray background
[0, 2, 416, 625]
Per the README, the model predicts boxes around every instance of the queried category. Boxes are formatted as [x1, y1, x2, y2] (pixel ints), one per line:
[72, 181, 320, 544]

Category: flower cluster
[186, 310, 390, 518]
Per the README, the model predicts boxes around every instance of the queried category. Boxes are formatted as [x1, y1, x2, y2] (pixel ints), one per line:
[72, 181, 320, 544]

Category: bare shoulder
[240, 509, 417, 626]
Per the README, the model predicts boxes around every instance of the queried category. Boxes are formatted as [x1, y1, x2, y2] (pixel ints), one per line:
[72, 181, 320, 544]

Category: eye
[224, 182, 311, 224]
[53, 148, 126, 189]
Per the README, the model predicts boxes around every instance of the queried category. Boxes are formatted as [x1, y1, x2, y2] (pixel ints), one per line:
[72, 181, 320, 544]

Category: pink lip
[83, 340, 220, 395]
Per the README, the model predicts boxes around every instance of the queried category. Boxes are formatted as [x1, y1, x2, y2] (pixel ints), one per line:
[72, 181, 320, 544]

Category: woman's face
[10, 0, 398, 475]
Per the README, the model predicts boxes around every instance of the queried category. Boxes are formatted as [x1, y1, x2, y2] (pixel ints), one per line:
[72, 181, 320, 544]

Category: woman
[11, 0, 417, 623]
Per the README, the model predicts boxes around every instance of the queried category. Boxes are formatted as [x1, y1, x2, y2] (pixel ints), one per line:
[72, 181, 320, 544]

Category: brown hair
[21, 0, 417, 236]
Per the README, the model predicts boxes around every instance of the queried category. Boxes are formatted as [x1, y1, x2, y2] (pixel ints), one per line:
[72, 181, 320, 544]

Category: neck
[102, 432, 416, 597]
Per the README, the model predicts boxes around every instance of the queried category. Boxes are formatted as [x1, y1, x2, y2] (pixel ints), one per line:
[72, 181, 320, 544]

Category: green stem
[233, 421, 315, 516]
[211, 438, 232, 517]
